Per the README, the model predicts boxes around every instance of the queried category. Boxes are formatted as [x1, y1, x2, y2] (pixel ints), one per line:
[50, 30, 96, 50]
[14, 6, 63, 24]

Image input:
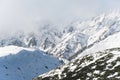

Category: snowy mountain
[1, 12, 120, 61]
[1, 12, 120, 80]
[49, 31, 88, 59]
[33, 48, 120, 80]
[0, 25, 62, 51]
[33, 12, 120, 80]
[0, 46, 61, 80]
[49, 12, 120, 60]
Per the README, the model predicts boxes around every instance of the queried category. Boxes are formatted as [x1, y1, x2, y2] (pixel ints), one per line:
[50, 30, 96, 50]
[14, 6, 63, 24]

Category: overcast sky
[0, 0, 120, 34]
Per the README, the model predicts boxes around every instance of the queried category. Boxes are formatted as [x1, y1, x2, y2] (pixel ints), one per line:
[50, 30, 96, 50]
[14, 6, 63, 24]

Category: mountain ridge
[0, 46, 62, 80]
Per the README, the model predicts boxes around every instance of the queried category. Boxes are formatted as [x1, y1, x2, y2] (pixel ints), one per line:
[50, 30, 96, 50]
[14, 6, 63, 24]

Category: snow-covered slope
[47, 12, 120, 60]
[0, 46, 61, 80]
[49, 31, 88, 59]
[80, 12, 120, 46]
[33, 48, 120, 80]
[79, 31, 120, 58]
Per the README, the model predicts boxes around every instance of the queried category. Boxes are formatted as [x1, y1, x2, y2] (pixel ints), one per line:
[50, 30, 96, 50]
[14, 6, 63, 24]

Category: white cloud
[0, 0, 120, 34]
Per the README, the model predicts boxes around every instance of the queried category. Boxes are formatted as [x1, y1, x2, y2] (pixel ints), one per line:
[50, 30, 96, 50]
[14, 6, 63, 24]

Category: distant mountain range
[1, 12, 120, 59]
[1, 12, 120, 80]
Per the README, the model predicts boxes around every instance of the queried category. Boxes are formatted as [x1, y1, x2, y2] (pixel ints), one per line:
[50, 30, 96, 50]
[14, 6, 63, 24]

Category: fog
[0, 0, 120, 35]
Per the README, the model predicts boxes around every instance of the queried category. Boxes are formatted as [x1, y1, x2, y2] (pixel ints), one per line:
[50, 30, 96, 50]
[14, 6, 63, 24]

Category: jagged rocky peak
[33, 48, 120, 80]
[63, 26, 76, 33]
[0, 32, 26, 47]
[49, 31, 88, 59]
[0, 24, 63, 50]
[37, 25, 63, 50]
[25, 33, 38, 47]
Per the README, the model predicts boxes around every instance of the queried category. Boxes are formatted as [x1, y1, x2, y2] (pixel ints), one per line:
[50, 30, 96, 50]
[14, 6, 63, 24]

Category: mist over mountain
[1, 0, 120, 80]
[0, 0, 120, 35]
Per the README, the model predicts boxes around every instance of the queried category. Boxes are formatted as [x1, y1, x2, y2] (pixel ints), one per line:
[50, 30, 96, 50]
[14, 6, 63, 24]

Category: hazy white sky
[0, 0, 120, 34]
